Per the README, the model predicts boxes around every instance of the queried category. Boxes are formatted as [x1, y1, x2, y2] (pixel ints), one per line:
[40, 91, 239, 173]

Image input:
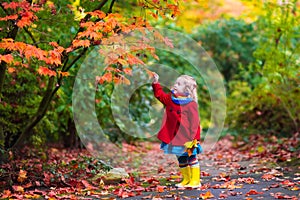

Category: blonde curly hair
[173, 75, 198, 103]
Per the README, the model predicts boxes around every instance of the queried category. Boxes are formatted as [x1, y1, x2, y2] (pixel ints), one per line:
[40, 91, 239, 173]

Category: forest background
[0, 0, 299, 196]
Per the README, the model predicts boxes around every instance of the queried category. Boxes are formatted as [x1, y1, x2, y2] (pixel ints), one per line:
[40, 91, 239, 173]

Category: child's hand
[152, 72, 159, 83]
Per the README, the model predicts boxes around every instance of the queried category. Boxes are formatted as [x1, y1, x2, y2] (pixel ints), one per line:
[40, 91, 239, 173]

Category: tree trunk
[9, 0, 110, 149]
[0, 63, 7, 98]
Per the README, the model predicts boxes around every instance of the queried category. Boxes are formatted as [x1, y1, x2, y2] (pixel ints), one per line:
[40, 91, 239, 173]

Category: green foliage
[226, 1, 300, 136]
[191, 18, 258, 83]
[0, 68, 40, 148]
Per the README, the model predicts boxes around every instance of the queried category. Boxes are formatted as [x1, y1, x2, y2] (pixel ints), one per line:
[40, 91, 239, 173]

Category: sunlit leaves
[138, 0, 181, 20]
[72, 39, 90, 48]
[199, 190, 214, 199]
[38, 66, 56, 77]
[0, 14, 18, 21]
[1, 0, 40, 28]
[17, 170, 27, 183]
[0, 38, 66, 78]
[0, 54, 14, 64]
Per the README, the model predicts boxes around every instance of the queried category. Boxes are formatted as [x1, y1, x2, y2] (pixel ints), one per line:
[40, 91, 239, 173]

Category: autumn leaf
[219, 193, 228, 199]
[123, 68, 132, 75]
[81, 180, 98, 190]
[87, 10, 106, 19]
[7, 67, 16, 73]
[156, 185, 165, 193]
[113, 76, 130, 85]
[0, 54, 14, 64]
[98, 72, 113, 84]
[127, 54, 144, 65]
[117, 58, 128, 66]
[58, 71, 70, 77]
[2, 1, 20, 10]
[0, 14, 18, 21]
[17, 169, 27, 183]
[72, 39, 90, 48]
[237, 177, 255, 184]
[281, 180, 295, 187]
[262, 174, 275, 181]
[245, 189, 263, 196]
[38, 66, 56, 77]
[0, 190, 12, 199]
[272, 192, 298, 199]
[17, 16, 33, 28]
[12, 185, 24, 193]
[199, 190, 214, 199]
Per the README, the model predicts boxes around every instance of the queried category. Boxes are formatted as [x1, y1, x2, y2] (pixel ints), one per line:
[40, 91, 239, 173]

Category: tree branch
[13, 76, 56, 148]
[108, 0, 116, 13]
[63, 48, 88, 72]
[24, 27, 38, 47]
[72, 0, 110, 41]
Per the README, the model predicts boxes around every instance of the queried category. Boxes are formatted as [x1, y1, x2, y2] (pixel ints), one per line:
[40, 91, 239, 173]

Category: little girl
[152, 73, 202, 188]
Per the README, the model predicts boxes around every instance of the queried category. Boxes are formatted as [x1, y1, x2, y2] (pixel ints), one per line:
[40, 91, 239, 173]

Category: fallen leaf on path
[219, 192, 228, 199]
[262, 174, 275, 181]
[245, 189, 263, 196]
[199, 190, 214, 199]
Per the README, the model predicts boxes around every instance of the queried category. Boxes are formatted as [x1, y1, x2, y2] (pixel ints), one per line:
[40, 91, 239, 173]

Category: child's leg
[175, 156, 190, 187]
[187, 155, 201, 187]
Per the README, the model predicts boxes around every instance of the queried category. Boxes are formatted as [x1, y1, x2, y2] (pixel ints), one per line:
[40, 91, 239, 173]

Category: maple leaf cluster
[67, 9, 172, 85]
[0, 0, 176, 85]
[0, 0, 41, 28]
[140, 0, 181, 19]
[0, 39, 68, 77]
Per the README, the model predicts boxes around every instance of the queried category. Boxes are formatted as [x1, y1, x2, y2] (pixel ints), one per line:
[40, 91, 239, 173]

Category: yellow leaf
[257, 145, 265, 153]
[17, 170, 27, 183]
[117, 58, 128, 66]
[199, 190, 214, 199]
[12, 185, 24, 193]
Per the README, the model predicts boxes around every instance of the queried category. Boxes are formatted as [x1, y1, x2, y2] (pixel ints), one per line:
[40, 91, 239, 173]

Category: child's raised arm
[152, 73, 170, 106]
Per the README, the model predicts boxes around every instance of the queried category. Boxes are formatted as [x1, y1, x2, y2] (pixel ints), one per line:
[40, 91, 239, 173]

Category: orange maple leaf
[199, 190, 214, 199]
[261, 174, 275, 181]
[113, 76, 130, 85]
[72, 39, 90, 48]
[12, 185, 24, 193]
[98, 72, 113, 84]
[7, 67, 16, 73]
[87, 10, 106, 19]
[245, 189, 264, 196]
[47, 50, 62, 66]
[58, 71, 69, 77]
[126, 54, 144, 65]
[49, 42, 59, 48]
[0, 54, 14, 64]
[123, 68, 132, 75]
[0, 14, 18, 21]
[38, 66, 56, 77]
[17, 170, 27, 183]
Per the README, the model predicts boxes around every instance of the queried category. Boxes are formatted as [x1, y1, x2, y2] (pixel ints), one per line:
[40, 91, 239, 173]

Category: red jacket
[152, 82, 201, 145]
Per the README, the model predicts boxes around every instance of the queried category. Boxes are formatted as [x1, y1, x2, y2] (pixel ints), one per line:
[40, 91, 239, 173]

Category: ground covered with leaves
[0, 133, 299, 199]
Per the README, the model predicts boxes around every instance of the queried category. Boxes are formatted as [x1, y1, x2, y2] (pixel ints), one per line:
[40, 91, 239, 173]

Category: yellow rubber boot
[187, 166, 201, 188]
[175, 167, 191, 187]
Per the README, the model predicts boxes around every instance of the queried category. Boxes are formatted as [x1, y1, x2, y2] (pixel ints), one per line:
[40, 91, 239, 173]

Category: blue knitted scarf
[171, 90, 193, 105]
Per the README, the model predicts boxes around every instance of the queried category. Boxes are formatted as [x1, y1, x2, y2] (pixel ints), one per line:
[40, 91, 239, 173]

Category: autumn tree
[0, 0, 182, 150]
